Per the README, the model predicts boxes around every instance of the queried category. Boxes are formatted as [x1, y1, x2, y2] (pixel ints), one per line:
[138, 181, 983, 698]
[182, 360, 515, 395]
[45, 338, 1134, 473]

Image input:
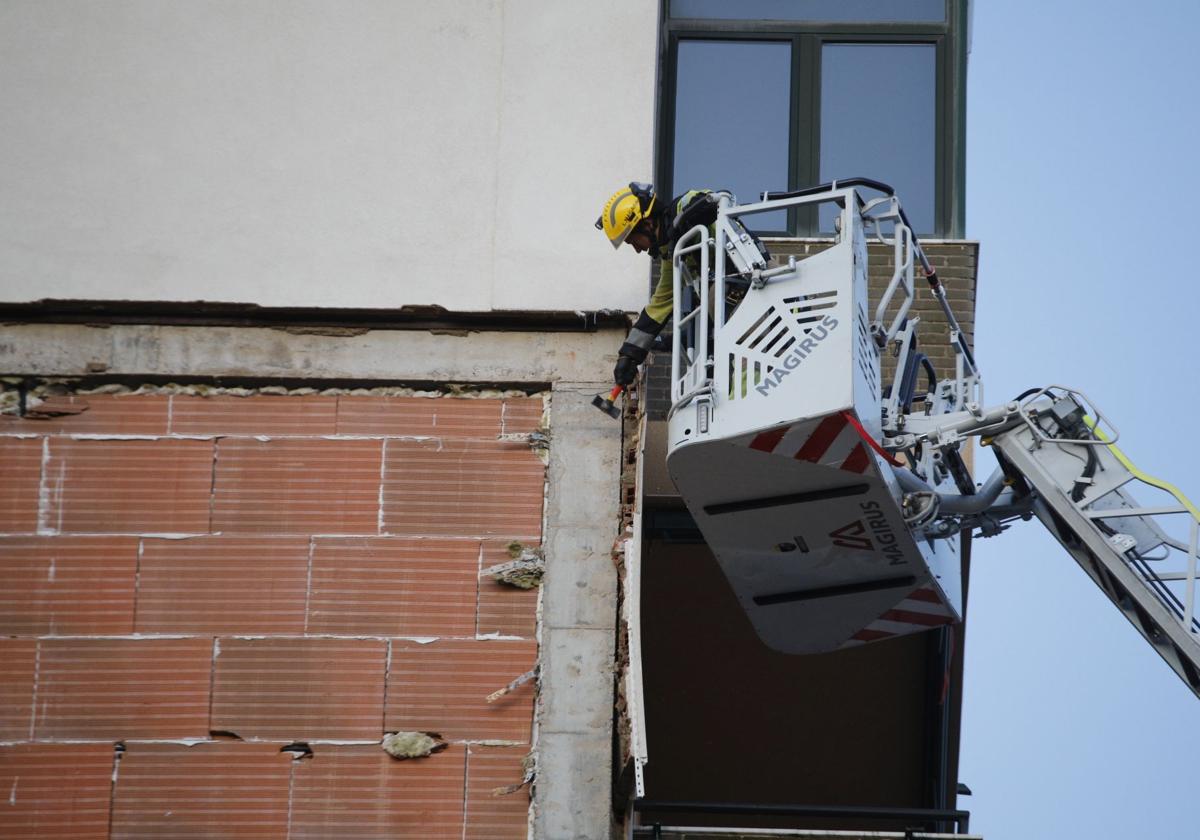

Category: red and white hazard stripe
[744, 412, 875, 475]
[839, 586, 957, 648]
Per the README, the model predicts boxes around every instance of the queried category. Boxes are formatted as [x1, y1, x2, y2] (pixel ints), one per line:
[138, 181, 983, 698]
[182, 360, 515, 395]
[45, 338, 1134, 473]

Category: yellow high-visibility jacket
[619, 189, 717, 363]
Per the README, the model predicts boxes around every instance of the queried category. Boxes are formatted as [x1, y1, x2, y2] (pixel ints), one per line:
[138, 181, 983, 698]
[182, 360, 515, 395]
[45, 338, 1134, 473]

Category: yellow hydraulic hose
[1086, 417, 1200, 522]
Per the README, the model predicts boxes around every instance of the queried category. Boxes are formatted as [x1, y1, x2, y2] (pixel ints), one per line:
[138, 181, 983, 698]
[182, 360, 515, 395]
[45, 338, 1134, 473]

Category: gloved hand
[613, 354, 639, 387]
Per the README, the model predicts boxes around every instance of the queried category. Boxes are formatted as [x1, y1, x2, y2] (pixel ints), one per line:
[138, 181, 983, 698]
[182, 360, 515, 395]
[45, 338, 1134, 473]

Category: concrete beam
[536, 381, 622, 839]
[0, 323, 622, 384]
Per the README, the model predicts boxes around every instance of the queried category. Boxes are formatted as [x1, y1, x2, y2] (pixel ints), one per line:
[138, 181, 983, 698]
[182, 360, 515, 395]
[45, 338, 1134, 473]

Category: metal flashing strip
[624, 412, 651, 799]
[0, 299, 631, 333]
[632, 829, 980, 839]
[631, 799, 971, 835]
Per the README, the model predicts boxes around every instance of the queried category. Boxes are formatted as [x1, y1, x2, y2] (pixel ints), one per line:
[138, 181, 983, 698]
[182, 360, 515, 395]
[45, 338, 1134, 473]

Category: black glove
[613, 354, 639, 387]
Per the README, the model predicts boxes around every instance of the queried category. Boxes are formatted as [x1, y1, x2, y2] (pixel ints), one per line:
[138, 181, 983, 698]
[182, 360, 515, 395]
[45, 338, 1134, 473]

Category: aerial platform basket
[665, 185, 963, 654]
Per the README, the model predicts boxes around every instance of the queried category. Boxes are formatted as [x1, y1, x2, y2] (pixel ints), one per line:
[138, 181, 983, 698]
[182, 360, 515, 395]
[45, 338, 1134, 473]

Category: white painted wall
[0, 1, 657, 312]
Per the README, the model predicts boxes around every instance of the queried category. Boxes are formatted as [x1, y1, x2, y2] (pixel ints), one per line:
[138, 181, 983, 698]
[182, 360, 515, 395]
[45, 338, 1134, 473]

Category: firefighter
[595, 182, 720, 388]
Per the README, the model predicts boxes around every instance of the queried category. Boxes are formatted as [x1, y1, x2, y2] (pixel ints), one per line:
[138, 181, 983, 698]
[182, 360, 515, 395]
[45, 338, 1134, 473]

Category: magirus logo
[828, 501, 908, 566]
[754, 314, 840, 396]
[828, 520, 873, 551]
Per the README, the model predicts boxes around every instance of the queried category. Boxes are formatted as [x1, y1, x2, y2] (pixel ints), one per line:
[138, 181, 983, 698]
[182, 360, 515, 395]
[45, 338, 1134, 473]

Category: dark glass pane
[672, 0, 945, 23]
[673, 40, 791, 232]
[819, 43, 936, 233]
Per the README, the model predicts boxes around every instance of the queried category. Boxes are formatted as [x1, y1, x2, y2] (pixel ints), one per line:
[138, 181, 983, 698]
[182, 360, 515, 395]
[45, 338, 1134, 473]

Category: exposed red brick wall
[211, 637, 387, 740]
[0, 743, 114, 839]
[0, 391, 543, 839]
[290, 744, 467, 839]
[386, 638, 539, 742]
[466, 744, 534, 839]
[0, 537, 138, 635]
[110, 741, 294, 840]
[0, 640, 36, 740]
[0, 438, 42, 532]
[34, 638, 214, 740]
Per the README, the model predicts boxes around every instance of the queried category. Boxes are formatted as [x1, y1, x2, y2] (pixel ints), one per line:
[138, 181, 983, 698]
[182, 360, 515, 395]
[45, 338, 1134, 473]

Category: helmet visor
[609, 225, 632, 249]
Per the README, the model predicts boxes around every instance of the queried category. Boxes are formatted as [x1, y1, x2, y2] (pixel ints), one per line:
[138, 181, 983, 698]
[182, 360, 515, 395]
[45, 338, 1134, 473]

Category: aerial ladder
[660, 179, 1200, 698]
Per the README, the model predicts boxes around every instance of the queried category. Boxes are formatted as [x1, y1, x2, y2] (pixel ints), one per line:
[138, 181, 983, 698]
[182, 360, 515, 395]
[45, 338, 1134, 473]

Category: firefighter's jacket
[617, 189, 720, 364]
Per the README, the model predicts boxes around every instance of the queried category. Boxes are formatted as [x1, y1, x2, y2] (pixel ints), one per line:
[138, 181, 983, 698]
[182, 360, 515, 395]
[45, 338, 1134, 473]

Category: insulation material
[381, 731, 448, 760]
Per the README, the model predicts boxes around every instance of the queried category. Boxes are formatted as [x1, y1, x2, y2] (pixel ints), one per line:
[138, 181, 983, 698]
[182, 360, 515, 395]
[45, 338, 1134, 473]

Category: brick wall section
[644, 240, 978, 419]
[0, 391, 543, 839]
[0, 743, 115, 839]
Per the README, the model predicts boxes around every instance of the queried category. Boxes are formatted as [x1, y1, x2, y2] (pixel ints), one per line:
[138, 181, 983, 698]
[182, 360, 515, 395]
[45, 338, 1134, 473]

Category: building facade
[0, 2, 976, 838]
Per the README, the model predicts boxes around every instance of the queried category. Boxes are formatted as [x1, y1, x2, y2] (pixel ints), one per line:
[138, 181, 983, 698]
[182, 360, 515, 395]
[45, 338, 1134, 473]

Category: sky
[960, 2, 1200, 838]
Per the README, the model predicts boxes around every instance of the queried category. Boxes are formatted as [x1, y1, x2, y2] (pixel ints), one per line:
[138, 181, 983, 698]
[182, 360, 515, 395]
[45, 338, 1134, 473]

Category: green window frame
[658, 0, 968, 237]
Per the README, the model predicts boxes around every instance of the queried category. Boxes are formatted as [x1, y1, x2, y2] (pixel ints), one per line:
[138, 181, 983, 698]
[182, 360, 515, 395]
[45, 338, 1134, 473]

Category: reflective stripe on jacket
[619, 189, 716, 361]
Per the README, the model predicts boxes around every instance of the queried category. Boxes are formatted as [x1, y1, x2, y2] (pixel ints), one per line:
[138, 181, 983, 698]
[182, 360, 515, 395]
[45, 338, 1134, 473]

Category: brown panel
[381, 440, 544, 540]
[501, 396, 544, 435]
[291, 744, 466, 840]
[169, 394, 337, 437]
[465, 744, 531, 840]
[640, 540, 931, 816]
[136, 536, 309, 634]
[0, 394, 169, 436]
[336, 395, 501, 438]
[211, 637, 386, 740]
[0, 438, 41, 532]
[111, 741, 292, 840]
[212, 438, 382, 534]
[307, 537, 478, 637]
[35, 638, 212, 739]
[385, 639, 536, 742]
[0, 536, 138, 635]
[0, 743, 113, 840]
[44, 439, 214, 533]
[477, 541, 538, 638]
[0, 640, 36, 740]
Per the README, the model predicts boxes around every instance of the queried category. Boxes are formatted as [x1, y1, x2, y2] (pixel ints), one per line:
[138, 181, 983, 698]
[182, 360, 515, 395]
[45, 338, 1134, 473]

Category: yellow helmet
[595, 182, 656, 249]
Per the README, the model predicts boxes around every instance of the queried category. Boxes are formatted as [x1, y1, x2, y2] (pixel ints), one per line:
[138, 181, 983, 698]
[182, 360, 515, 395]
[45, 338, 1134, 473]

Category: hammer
[591, 385, 624, 419]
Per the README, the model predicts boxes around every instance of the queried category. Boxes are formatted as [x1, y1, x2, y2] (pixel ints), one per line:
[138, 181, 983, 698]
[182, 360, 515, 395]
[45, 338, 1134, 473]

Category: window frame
[657, 0, 967, 237]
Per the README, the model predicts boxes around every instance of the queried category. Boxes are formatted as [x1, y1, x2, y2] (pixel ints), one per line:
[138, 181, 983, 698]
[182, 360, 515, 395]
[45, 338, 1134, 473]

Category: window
[662, 0, 966, 236]
[673, 0, 945, 23]
[819, 43, 936, 233]
[672, 40, 792, 231]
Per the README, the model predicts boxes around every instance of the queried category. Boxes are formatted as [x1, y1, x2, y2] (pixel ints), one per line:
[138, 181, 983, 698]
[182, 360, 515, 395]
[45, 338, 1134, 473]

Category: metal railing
[630, 799, 972, 837]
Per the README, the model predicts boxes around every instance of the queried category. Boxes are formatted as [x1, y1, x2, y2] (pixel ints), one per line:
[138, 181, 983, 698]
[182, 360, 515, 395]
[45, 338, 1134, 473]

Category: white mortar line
[35, 438, 52, 535]
[461, 740, 471, 840]
[303, 537, 315, 635]
[376, 439, 387, 535]
[27, 641, 39, 740]
[381, 639, 393, 737]
[133, 539, 143, 631]
[474, 542, 484, 639]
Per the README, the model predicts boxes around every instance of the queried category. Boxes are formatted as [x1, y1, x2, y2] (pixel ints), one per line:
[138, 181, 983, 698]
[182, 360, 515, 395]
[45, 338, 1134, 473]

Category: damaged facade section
[0, 382, 549, 839]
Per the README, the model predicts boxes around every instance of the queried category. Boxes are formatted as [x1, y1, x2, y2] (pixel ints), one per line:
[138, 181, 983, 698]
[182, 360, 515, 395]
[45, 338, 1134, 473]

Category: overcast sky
[961, 2, 1200, 837]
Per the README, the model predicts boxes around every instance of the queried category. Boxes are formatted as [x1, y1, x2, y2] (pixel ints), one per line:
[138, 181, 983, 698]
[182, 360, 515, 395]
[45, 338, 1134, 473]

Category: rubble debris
[496, 427, 551, 455]
[492, 750, 537, 796]
[381, 731, 448, 760]
[486, 666, 538, 704]
[480, 543, 546, 589]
